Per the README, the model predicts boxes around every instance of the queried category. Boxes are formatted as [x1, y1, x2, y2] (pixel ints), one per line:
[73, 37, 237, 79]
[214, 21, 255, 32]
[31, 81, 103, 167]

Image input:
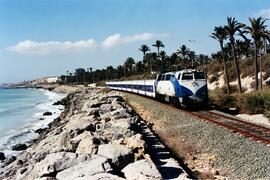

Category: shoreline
[0, 88, 66, 158]
[0, 86, 189, 179]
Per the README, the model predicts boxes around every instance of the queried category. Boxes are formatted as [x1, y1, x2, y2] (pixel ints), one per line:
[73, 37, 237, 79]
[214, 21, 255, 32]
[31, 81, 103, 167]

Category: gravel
[124, 93, 270, 180]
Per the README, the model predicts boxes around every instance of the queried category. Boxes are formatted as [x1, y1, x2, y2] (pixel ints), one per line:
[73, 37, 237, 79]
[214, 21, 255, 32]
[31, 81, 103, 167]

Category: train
[105, 69, 208, 106]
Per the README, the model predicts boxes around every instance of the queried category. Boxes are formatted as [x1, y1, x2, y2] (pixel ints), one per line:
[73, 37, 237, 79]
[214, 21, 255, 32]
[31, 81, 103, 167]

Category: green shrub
[220, 85, 238, 94]
[96, 80, 106, 87]
[263, 110, 270, 119]
[208, 89, 237, 108]
[239, 90, 270, 114]
[206, 61, 221, 75]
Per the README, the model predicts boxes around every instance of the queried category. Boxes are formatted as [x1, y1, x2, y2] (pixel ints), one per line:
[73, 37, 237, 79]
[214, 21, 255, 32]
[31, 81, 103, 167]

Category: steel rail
[181, 110, 270, 145]
[120, 91, 270, 145]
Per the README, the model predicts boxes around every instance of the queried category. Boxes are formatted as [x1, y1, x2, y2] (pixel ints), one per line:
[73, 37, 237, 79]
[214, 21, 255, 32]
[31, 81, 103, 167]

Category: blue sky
[0, 0, 269, 83]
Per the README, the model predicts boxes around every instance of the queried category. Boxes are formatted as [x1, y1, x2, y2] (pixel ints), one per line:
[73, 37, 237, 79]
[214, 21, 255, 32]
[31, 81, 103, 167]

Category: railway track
[186, 110, 270, 145]
[157, 96, 270, 145]
[122, 91, 270, 146]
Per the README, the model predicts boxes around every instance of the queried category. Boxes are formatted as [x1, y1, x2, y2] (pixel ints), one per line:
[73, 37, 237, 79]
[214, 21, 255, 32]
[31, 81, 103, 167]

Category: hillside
[205, 54, 270, 120]
[206, 54, 270, 92]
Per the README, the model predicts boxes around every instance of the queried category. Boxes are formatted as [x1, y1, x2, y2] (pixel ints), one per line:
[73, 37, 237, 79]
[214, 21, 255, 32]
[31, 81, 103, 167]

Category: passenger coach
[106, 69, 208, 106]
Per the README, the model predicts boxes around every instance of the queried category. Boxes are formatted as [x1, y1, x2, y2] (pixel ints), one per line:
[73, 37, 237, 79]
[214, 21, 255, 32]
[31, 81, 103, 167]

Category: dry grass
[208, 89, 238, 108]
[158, 127, 198, 160]
[206, 54, 270, 83]
[238, 89, 270, 114]
[125, 96, 198, 157]
[198, 171, 215, 180]
[99, 88, 111, 93]
[209, 86, 270, 119]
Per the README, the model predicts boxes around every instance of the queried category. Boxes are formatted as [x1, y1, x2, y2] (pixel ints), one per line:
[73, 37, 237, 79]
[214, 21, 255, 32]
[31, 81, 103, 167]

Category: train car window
[194, 72, 205, 79]
[178, 73, 181, 80]
[182, 73, 193, 80]
[161, 75, 166, 81]
[165, 74, 172, 80]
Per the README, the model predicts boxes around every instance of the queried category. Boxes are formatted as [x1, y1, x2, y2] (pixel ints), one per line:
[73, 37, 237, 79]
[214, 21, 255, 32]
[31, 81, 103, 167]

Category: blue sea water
[0, 88, 66, 156]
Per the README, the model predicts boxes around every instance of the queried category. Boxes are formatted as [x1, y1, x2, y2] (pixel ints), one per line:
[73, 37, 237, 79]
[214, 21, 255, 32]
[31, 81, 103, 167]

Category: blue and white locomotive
[106, 69, 208, 106]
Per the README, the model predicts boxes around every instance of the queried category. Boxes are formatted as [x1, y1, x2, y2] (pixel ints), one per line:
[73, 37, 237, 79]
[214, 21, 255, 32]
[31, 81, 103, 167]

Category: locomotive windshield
[194, 72, 205, 79]
[181, 72, 206, 80]
[182, 73, 193, 80]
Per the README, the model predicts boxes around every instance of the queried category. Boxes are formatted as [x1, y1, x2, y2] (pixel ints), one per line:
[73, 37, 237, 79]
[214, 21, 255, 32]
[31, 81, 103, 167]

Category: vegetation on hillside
[59, 16, 270, 116]
[210, 16, 270, 94]
[60, 39, 211, 85]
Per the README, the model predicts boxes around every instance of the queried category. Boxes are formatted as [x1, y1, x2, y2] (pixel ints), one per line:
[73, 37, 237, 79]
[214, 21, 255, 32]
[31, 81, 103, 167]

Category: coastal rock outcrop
[97, 143, 133, 169]
[12, 143, 27, 151]
[122, 159, 162, 180]
[56, 155, 112, 180]
[43, 111, 52, 116]
[0, 152, 5, 160]
[0, 88, 189, 179]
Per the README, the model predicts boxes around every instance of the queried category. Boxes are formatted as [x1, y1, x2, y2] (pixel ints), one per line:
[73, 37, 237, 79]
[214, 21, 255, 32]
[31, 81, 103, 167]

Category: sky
[0, 0, 270, 83]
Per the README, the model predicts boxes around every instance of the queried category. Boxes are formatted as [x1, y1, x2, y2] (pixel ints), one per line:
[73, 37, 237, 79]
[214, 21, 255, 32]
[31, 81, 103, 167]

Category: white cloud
[5, 32, 169, 54]
[101, 33, 169, 48]
[101, 34, 122, 48]
[5, 39, 97, 54]
[254, 8, 270, 18]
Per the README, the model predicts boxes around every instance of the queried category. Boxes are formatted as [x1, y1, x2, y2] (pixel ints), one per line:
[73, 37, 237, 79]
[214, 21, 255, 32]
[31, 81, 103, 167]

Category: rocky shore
[0, 87, 189, 180]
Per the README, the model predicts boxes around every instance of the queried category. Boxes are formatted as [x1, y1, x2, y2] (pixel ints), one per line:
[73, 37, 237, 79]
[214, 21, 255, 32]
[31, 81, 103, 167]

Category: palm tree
[235, 39, 252, 58]
[211, 26, 231, 94]
[187, 51, 196, 67]
[177, 45, 190, 58]
[169, 53, 179, 70]
[135, 61, 144, 74]
[124, 57, 135, 76]
[152, 40, 164, 54]
[159, 50, 167, 70]
[106, 66, 115, 80]
[139, 45, 150, 58]
[225, 17, 245, 93]
[245, 17, 269, 91]
[177, 45, 190, 68]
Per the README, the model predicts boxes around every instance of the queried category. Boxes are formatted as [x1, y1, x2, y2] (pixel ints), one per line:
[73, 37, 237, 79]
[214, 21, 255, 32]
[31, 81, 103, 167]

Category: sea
[0, 88, 66, 157]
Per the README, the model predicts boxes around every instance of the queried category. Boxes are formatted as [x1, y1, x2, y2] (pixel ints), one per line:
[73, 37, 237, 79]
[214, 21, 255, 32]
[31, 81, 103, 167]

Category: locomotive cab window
[182, 73, 193, 80]
[165, 74, 172, 80]
[161, 75, 166, 81]
[178, 73, 181, 80]
[194, 72, 205, 79]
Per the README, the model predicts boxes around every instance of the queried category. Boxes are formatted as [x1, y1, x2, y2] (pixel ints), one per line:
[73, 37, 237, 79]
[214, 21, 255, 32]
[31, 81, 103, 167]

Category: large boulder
[74, 131, 98, 155]
[64, 114, 96, 133]
[50, 131, 76, 153]
[122, 159, 162, 180]
[110, 109, 132, 120]
[99, 104, 116, 114]
[21, 152, 90, 179]
[126, 134, 146, 160]
[56, 155, 112, 180]
[87, 108, 100, 116]
[72, 173, 125, 180]
[12, 143, 27, 151]
[43, 112, 52, 116]
[97, 144, 133, 169]
[94, 122, 134, 142]
[110, 117, 139, 129]
[0, 152, 5, 160]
